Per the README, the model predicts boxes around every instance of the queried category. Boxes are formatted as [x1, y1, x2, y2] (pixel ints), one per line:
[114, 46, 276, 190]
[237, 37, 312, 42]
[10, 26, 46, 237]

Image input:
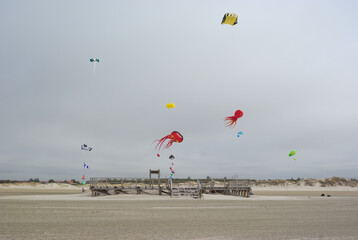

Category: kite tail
[225, 116, 238, 128]
[93, 62, 96, 74]
[164, 140, 174, 149]
[154, 135, 171, 151]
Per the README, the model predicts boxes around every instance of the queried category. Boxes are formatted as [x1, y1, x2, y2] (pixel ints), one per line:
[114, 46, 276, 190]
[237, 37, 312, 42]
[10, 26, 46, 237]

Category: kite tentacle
[154, 135, 171, 151]
[164, 140, 174, 149]
[225, 116, 238, 128]
[155, 139, 166, 151]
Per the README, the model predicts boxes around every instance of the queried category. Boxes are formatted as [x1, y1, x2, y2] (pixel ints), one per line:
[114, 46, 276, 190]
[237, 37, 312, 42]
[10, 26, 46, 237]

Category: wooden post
[170, 179, 173, 198]
[157, 169, 160, 188]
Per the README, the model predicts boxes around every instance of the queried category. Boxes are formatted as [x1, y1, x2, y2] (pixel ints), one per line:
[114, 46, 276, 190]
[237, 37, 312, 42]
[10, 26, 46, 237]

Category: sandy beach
[1, 184, 358, 240]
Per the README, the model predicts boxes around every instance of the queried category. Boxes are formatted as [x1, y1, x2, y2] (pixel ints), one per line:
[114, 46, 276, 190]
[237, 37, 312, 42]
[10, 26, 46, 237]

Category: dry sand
[1, 184, 358, 240]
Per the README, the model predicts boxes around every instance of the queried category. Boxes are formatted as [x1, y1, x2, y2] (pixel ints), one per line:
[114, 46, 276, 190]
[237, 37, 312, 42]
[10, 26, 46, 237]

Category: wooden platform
[89, 177, 166, 197]
[90, 177, 251, 198]
[201, 179, 252, 197]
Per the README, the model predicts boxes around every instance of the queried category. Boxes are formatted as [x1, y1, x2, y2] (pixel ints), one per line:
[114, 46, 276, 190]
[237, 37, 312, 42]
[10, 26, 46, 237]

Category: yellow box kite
[166, 103, 176, 108]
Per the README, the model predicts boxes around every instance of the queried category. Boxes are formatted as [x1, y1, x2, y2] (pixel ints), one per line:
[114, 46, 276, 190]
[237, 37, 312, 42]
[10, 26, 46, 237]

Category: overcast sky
[1, 0, 357, 181]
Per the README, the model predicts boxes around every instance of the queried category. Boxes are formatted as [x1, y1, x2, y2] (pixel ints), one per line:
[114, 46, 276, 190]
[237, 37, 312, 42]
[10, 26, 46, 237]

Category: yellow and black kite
[221, 13, 238, 26]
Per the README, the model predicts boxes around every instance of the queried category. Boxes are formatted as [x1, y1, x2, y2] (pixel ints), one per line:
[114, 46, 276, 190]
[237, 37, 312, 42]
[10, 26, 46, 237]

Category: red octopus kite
[225, 109, 243, 128]
[154, 131, 183, 152]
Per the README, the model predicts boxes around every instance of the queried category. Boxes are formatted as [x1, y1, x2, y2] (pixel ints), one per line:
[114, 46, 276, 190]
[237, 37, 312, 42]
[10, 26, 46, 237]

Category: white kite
[90, 58, 99, 74]
[81, 144, 93, 151]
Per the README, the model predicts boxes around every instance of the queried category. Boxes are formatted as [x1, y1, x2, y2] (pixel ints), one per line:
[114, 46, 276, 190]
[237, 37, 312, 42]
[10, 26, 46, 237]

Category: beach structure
[90, 177, 162, 196]
[90, 176, 202, 198]
[200, 178, 251, 197]
[169, 179, 202, 198]
[90, 170, 251, 198]
[149, 169, 161, 190]
[90, 169, 165, 197]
